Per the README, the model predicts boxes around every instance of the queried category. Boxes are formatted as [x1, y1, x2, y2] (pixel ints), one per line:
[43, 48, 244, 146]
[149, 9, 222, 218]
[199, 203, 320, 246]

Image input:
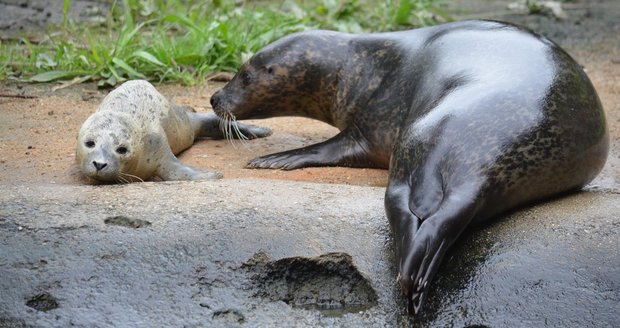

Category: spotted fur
[76, 80, 271, 183]
[210, 20, 608, 316]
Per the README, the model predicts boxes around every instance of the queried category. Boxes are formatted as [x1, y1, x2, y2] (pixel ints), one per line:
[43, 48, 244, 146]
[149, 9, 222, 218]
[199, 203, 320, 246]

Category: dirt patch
[244, 252, 378, 315]
[0, 82, 389, 186]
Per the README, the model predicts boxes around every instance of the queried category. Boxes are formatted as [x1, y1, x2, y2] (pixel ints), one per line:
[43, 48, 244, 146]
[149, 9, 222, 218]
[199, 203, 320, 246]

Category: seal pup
[209, 20, 608, 316]
[76, 80, 271, 183]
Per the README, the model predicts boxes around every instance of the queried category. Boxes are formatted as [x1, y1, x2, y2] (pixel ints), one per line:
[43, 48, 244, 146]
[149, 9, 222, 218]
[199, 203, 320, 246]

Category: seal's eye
[241, 71, 252, 86]
[267, 67, 274, 74]
[85, 141, 95, 148]
[116, 146, 128, 155]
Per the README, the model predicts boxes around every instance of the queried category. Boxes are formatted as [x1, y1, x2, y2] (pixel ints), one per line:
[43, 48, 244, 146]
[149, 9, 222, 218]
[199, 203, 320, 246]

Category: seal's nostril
[210, 95, 219, 108]
[93, 161, 107, 171]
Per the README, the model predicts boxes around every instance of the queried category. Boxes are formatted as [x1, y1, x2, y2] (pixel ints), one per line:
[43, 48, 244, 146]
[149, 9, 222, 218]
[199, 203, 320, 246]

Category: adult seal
[76, 80, 271, 183]
[210, 20, 608, 316]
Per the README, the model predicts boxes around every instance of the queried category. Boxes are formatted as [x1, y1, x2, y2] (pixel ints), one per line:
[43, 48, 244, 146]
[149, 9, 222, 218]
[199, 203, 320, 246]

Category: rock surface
[0, 182, 618, 327]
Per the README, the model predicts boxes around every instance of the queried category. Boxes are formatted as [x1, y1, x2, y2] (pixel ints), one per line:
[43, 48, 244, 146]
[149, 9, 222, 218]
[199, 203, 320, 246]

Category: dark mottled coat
[210, 20, 608, 316]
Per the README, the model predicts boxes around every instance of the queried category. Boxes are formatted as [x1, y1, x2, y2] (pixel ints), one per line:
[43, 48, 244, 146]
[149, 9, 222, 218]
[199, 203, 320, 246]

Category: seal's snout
[92, 161, 108, 172]
[210, 91, 222, 110]
[210, 90, 235, 118]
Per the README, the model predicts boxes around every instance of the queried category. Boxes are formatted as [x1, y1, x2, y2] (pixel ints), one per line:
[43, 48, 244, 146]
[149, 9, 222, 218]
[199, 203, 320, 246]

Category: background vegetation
[0, 0, 448, 86]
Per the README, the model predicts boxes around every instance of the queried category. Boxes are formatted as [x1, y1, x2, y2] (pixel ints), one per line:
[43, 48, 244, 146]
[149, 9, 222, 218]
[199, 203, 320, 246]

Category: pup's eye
[85, 141, 95, 148]
[267, 67, 274, 74]
[241, 71, 252, 86]
[116, 146, 128, 155]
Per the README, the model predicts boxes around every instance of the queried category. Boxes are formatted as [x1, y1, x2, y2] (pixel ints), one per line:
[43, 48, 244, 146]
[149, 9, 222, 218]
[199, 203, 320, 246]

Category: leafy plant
[526, 0, 542, 14]
[1, 0, 448, 86]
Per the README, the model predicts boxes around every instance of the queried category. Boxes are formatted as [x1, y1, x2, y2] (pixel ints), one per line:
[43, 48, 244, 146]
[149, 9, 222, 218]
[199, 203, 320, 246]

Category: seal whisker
[220, 114, 231, 142]
[228, 117, 237, 148]
[120, 171, 144, 183]
[226, 117, 234, 145]
[231, 120, 249, 145]
[223, 112, 250, 148]
[219, 114, 226, 138]
[226, 117, 233, 142]
[116, 175, 127, 184]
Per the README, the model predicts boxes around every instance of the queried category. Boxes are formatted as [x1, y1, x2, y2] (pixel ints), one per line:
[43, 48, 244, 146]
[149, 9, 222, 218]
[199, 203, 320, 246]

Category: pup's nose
[93, 161, 107, 171]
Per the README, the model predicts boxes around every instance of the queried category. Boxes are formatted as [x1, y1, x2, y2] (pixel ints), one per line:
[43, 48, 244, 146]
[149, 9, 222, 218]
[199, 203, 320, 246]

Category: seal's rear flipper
[386, 182, 479, 317]
[247, 127, 380, 170]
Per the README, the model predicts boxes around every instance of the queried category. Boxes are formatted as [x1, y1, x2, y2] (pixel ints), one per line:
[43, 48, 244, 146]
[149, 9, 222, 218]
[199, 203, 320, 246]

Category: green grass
[0, 0, 448, 86]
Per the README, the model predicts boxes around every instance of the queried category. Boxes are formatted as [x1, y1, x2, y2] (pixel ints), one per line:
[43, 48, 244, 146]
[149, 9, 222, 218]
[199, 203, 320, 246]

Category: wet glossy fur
[210, 20, 608, 316]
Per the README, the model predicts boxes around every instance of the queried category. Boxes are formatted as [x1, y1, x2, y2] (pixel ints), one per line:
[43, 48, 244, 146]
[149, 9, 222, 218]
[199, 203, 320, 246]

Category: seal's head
[76, 111, 142, 183]
[210, 31, 345, 123]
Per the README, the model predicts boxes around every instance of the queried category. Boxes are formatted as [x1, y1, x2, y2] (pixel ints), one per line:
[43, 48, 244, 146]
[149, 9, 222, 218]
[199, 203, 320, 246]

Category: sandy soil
[0, 0, 618, 190]
[0, 82, 389, 187]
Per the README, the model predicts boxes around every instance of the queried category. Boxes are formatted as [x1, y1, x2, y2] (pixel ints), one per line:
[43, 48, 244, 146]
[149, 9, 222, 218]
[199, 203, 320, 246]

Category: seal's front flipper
[157, 152, 222, 181]
[247, 127, 378, 170]
[192, 112, 272, 140]
[386, 182, 479, 317]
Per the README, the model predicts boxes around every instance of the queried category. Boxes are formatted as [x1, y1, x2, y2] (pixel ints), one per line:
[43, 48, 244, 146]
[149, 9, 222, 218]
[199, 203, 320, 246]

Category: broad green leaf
[114, 21, 149, 54]
[112, 57, 146, 78]
[163, 15, 208, 39]
[98, 75, 117, 87]
[395, 1, 414, 25]
[30, 70, 80, 82]
[175, 54, 203, 65]
[133, 50, 165, 67]
[108, 65, 121, 80]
